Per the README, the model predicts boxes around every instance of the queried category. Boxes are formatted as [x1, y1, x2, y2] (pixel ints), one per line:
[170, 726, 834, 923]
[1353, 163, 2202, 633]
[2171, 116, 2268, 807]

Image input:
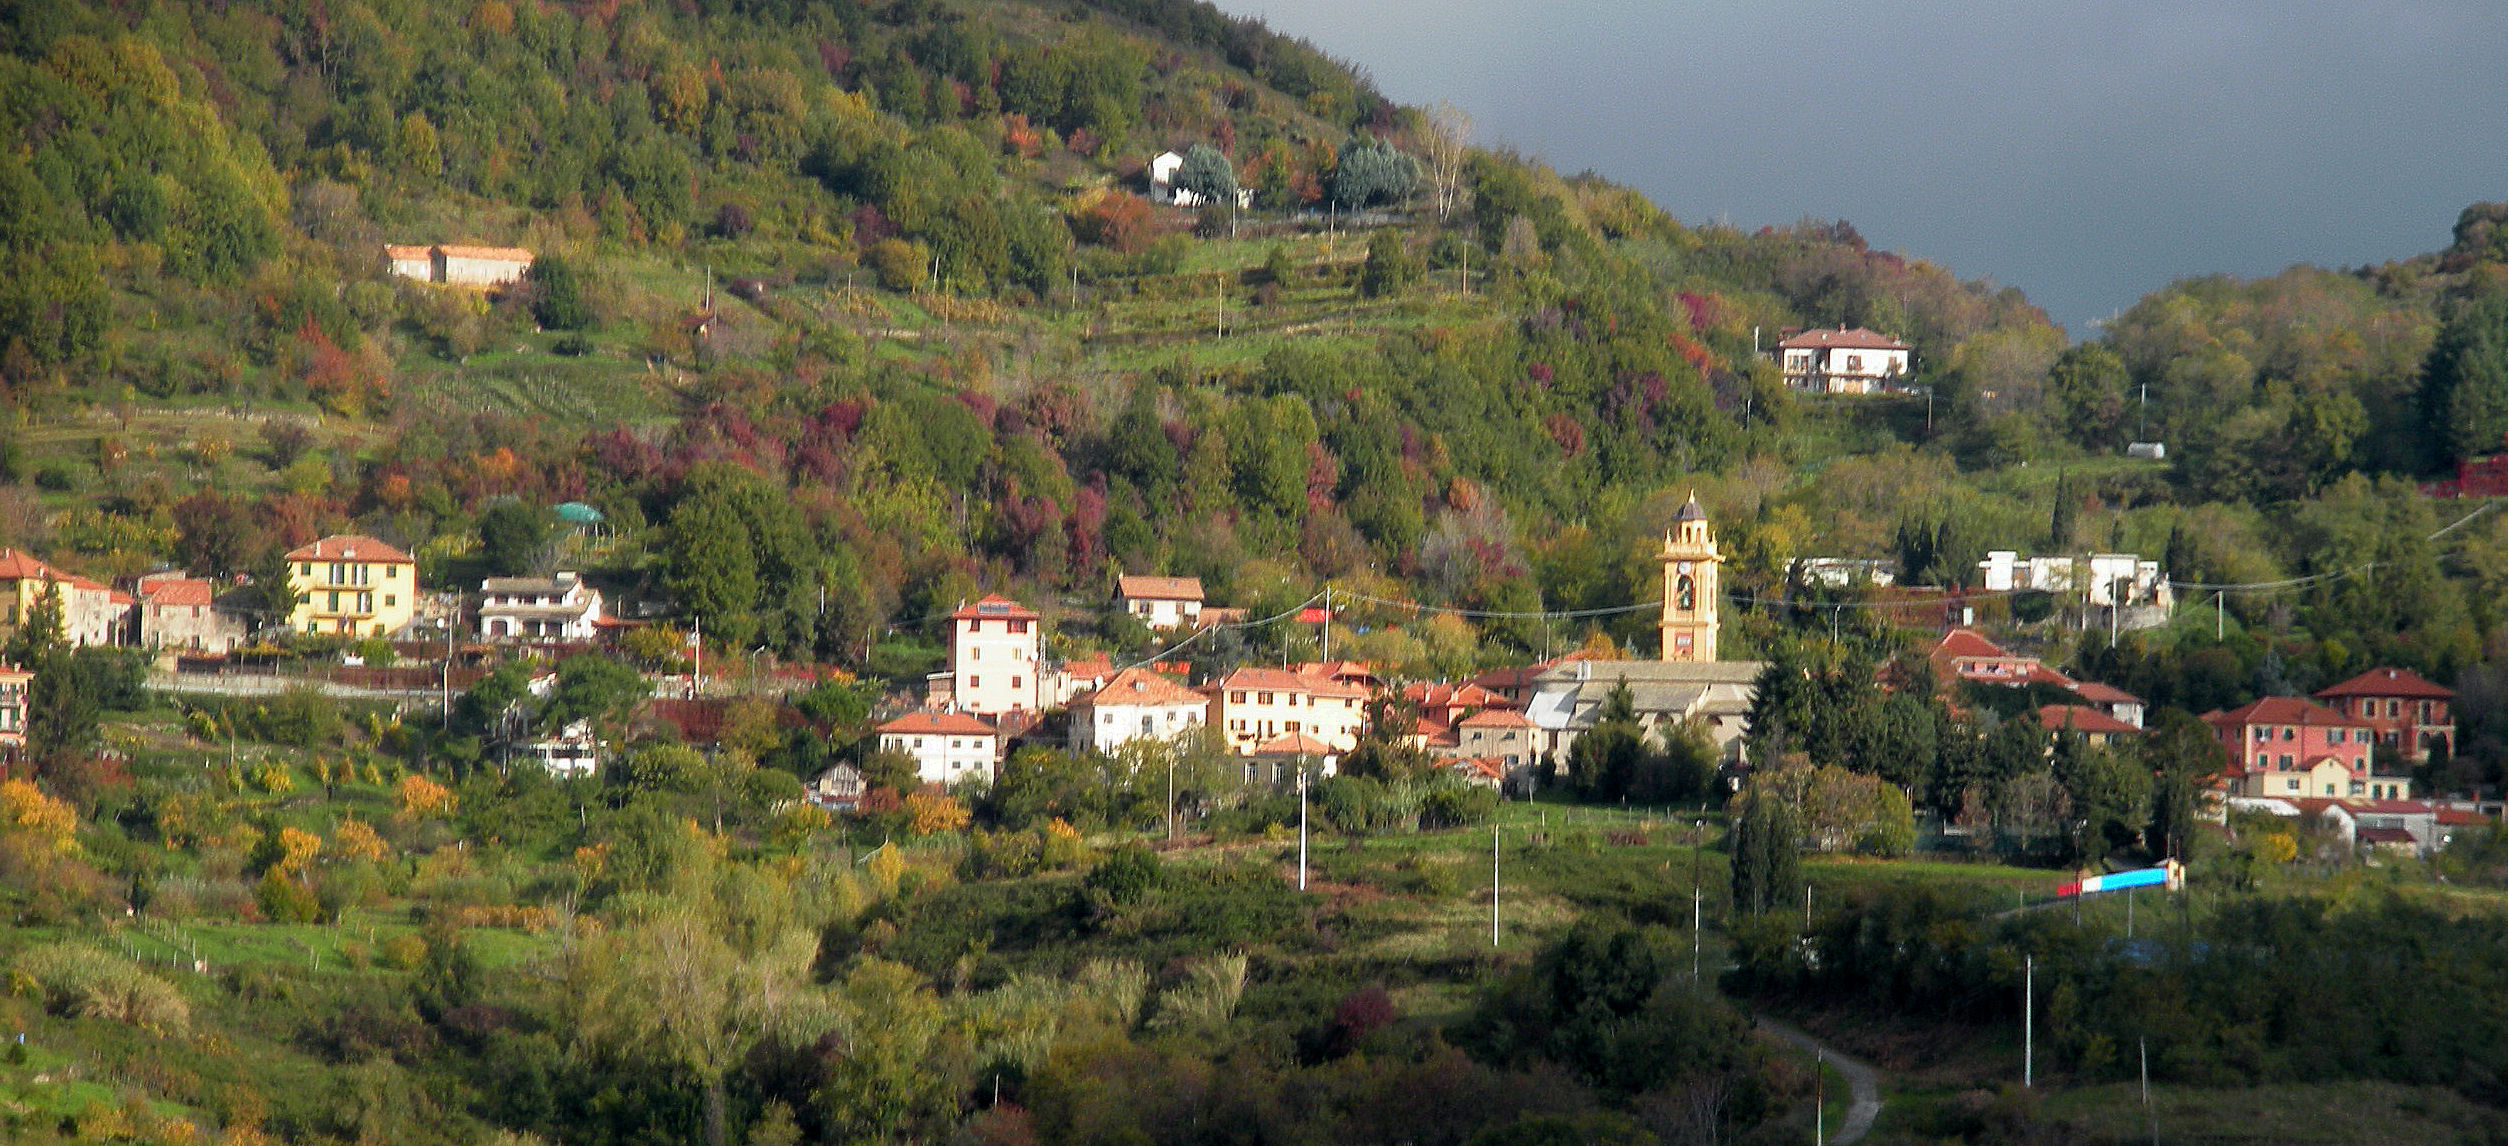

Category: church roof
[1675, 498, 1708, 522]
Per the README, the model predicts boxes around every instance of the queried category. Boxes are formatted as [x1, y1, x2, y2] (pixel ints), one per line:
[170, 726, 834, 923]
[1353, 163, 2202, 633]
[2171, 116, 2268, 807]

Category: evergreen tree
[1728, 779, 1802, 916]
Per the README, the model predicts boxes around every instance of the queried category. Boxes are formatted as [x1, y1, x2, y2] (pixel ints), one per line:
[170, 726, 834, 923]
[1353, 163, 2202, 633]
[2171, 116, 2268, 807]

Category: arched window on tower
[1676, 574, 1696, 611]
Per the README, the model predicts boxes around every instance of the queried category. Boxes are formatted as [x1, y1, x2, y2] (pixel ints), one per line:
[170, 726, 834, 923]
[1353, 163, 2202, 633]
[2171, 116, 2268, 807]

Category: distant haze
[1211, 0, 2508, 336]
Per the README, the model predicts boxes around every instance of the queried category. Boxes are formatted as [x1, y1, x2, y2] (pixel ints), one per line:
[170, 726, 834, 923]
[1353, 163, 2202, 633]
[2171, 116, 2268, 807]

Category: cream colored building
[0, 549, 127, 648]
[1207, 666, 1367, 756]
[948, 595, 1041, 716]
[286, 536, 419, 637]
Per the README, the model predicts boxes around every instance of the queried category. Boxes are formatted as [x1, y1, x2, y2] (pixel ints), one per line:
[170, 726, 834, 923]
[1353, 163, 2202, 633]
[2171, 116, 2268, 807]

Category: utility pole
[1166, 755, 1177, 843]
[1815, 1047, 1826, 1146]
[2024, 954, 2035, 1088]
[1692, 883, 1703, 983]
[1320, 587, 1332, 662]
[1491, 818, 1501, 948]
[692, 614, 703, 699]
[1297, 767, 1309, 891]
[2216, 591, 2225, 641]
[1215, 272, 1225, 338]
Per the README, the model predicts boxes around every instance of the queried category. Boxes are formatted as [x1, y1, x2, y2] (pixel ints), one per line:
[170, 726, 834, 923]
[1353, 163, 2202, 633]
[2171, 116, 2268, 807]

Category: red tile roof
[949, 594, 1039, 621]
[2204, 696, 2366, 729]
[1214, 666, 1369, 698]
[0, 549, 60, 580]
[435, 244, 534, 262]
[1115, 575, 1204, 601]
[2356, 826, 2416, 846]
[1252, 732, 1334, 756]
[2315, 667, 2454, 701]
[1405, 680, 1514, 711]
[384, 244, 432, 259]
[141, 578, 216, 607]
[1459, 707, 1538, 729]
[1932, 628, 2013, 660]
[880, 710, 998, 736]
[2069, 680, 2143, 706]
[1777, 326, 1910, 352]
[2439, 809, 2494, 827]
[286, 535, 415, 563]
[2037, 705, 2143, 737]
[1069, 667, 1206, 710]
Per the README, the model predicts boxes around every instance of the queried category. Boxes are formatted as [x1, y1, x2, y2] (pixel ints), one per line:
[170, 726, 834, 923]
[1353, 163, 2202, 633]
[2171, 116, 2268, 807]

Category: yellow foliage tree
[334, 817, 390, 863]
[904, 792, 970, 836]
[397, 774, 457, 818]
[2255, 830, 2300, 865]
[0, 779, 77, 853]
[275, 826, 322, 876]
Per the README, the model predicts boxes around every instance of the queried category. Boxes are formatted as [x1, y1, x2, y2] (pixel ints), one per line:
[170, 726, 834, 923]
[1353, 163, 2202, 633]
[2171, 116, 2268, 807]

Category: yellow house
[287, 536, 419, 637]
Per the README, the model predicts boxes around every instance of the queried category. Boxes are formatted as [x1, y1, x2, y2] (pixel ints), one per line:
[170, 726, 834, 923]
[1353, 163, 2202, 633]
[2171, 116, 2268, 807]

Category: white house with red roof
[1207, 666, 1367, 757]
[947, 595, 1041, 716]
[1776, 326, 1912, 394]
[2203, 696, 2395, 800]
[0, 549, 130, 649]
[1114, 574, 1204, 630]
[877, 710, 1001, 786]
[1067, 667, 1209, 754]
[1929, 628, 2073, 688]
[2314, 667, 2454, 763]
[2066, 680, 2145, 729]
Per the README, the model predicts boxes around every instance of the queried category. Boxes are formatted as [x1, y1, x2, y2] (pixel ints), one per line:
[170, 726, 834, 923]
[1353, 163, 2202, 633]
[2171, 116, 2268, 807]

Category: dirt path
[1755, 1016, 1883, 1146]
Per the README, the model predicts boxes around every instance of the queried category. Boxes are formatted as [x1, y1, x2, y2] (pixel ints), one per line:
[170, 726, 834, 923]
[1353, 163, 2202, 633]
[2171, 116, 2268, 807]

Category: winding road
[1754, 1017, 1883, 1146]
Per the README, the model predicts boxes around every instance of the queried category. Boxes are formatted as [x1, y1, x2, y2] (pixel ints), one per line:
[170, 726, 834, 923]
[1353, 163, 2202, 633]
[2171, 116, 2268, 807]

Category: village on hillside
[4, 494, 2489, 862]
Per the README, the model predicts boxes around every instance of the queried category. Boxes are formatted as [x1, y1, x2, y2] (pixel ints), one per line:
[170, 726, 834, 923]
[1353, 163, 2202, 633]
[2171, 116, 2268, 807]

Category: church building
[1526, 495, 1765, 768]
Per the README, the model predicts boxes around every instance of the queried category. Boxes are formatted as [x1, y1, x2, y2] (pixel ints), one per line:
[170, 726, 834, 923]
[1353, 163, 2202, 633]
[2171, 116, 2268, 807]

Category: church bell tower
[1658, 494, 1721, 662]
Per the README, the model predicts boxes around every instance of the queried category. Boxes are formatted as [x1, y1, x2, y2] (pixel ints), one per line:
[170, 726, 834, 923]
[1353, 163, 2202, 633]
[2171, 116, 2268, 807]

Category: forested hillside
[13, 0, 2508, 1143]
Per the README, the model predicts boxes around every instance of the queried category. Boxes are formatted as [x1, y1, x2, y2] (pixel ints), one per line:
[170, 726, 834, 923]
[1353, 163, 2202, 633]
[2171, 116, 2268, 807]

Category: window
[1232, 691, 1247, 703]
[913, 737, 925, 748]
[2279, 754, 2294, 768]
[2420, 701, 2433, 722]
[2282, 727, 2296, 741]
[1011, 676, 1023, 690]
[384, 595, 395, 607]
[299, 563, 312, 576]
[2330, 729, 2344, 744]
[2252, 727, 2269, 741]
[1845, 354, 1863, 372]
[2285, 778, 2301, 792]
[1258, 692, 1274, 704]
[969, 676, 981, 689]
[1676, 574, 1695, 611]
[1103, 712, 1116, 724]
[327, 591, 341, 611]
[1010, 619, 1029, 634]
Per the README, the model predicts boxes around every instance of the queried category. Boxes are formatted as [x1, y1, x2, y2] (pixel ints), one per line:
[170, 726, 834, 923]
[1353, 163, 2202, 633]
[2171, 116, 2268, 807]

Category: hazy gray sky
[1210, 0, 2508, 334]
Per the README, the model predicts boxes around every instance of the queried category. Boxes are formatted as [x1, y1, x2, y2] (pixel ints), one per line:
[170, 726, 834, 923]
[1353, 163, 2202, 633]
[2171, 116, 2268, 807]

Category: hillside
[12, 3, 2508, 1146]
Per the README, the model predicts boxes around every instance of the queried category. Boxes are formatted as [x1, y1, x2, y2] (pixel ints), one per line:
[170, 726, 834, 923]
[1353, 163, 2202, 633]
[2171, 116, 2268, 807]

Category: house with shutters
[2202, 696, 2406, 800]
[2313, 667, 2454, 763]
[1929, 628, 2073, 689]
[1067, 668, 1210, 754]
[877, 710, 1001, 786]
[1206, 666, 1367, 757]
[134, 574, 250, 653]
[285, 536, 419, 637]
[0, 661, 28, 763]
[0, 550, 132, 649]
[2037, 704, 2144, 749]
[477, 572, 603, 644]
[1114, 575, 1205, 630]
[945, 595, 1041, 716]
[1777, 327, 1913, 394]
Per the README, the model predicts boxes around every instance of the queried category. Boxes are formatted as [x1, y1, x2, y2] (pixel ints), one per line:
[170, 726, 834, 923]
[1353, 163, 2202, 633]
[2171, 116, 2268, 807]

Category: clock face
[1677, 561, 1694, 574]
